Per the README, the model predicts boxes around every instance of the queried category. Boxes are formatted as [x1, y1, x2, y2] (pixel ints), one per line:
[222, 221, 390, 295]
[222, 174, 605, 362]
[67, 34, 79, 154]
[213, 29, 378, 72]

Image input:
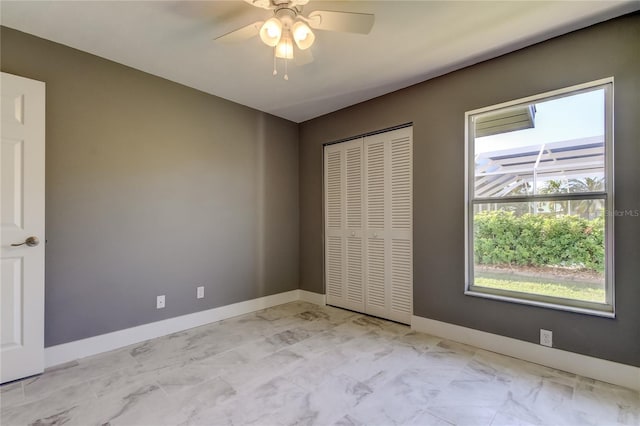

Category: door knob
[11, 236, 39, 247]
[373, 233, 378, 238]
[351, 231, 356, 237]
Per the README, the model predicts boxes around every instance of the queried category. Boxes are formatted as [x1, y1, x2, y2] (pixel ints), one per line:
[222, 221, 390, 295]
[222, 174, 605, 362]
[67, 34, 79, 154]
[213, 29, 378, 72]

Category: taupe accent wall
[1, 27, 299, 347]
[299, 13, 640, 367]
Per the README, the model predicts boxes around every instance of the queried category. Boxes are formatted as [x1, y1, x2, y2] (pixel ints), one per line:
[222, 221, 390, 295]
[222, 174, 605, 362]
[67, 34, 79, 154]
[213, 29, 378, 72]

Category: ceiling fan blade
[214, 21, 263, 43]
[306, 10, 374, 34]
[243, 0, 274, 10]
[295, 48, 314, 66]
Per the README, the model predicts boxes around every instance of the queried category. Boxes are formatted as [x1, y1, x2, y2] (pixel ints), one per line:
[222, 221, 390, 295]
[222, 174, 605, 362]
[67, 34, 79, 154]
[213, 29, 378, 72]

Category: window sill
[464, 288, 615, 318]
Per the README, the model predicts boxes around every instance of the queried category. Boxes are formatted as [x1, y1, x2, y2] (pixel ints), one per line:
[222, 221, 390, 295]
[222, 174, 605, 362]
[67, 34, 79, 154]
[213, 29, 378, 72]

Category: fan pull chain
[273, 48, 277, 76]
[271, 50, 289, 81]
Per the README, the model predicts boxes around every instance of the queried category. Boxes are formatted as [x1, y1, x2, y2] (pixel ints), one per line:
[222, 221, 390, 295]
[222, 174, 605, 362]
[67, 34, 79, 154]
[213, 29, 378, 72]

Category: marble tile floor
[1, 301, 638, 426]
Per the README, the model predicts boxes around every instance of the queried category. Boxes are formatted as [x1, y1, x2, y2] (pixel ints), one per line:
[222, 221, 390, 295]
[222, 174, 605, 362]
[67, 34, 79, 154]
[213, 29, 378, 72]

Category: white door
[1, 72, 46, 383]
[363, 134, 387, 318]
[363, 127, 413, 324]
[324, 127, 413, 325]
[324, 143, 345, 306]
[324, 139, 365, 312]
[387, 129, 413, 324]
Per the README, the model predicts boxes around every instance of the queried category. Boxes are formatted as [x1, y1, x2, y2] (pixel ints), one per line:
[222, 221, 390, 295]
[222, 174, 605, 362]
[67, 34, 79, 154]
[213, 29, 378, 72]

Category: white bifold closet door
[324, 138, 366, 313]
[324, 127, 413, 324]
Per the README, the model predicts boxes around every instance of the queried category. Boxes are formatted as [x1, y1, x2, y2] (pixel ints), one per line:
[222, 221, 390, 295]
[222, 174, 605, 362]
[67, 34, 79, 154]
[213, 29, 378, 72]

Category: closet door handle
[373, 233, 378, 238]
[350, 231, 356, 237]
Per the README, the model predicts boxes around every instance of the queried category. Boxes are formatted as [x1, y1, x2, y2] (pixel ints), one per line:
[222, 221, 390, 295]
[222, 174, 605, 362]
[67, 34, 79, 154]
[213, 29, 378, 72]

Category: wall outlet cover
[157, 295, 166, 309]
[540, 329, 553, 347]
[197, 286, 204, 299]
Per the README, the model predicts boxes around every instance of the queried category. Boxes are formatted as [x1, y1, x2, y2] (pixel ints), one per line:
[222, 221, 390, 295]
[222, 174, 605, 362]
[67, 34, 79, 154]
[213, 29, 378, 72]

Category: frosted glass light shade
[292, 21, 315, 50]
[275, 33, 294, 59]
[259, 18, 282, 47]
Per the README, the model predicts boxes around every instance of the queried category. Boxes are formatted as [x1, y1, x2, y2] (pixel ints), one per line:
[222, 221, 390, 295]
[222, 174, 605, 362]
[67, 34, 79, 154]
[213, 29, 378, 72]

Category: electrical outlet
[156, 295, 166, 309]
[197, 286, 204, 299]
[540, 329, 553, 347]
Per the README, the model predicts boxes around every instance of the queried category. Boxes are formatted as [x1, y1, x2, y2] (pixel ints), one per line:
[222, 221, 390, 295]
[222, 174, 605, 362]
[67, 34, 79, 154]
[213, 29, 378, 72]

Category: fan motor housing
[275, 7, 298, 27]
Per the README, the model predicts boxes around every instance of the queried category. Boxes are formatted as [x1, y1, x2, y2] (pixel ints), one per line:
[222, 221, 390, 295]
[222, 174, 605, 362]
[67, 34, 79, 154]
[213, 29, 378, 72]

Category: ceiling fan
[215, 0, 375, 79]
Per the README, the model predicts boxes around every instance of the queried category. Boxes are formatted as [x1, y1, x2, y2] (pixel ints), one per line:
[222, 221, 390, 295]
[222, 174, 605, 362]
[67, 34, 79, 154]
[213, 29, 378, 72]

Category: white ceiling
[2, 1, 638, 122]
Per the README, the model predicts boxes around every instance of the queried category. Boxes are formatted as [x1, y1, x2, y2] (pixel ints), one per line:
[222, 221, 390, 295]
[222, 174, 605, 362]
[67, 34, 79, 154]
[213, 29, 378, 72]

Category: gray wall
[1, 27, 299, 347]
[299, 14, 640, 367]
[1, 14, 638, 366]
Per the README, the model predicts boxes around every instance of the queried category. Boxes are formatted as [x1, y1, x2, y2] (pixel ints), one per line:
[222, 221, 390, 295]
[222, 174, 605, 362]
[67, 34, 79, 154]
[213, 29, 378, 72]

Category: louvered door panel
[346, 236, 364, 308]
[325, 127, 412, 324]
[324, 145, 345, 306]
[326, 150, 342, 230]
[365, 141, 385, 230]
[345, 145, 362, 229]
[364, 135, 389, 316]
[344, 141, 365, 310]
[388, 129, 413, 324]
[391, 135, 412, 230]
[390, 239, 412, 323]
[366, 237, 386, 311]
[326, 236, 343, 300]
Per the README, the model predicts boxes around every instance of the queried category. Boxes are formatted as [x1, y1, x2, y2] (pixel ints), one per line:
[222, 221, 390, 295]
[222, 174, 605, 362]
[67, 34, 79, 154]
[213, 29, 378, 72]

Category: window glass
[466, 80, 613, 315]
[473, 90, 605, 199]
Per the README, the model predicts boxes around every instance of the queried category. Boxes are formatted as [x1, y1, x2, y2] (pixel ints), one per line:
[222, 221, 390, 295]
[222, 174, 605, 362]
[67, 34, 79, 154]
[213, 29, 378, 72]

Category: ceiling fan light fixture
[292, 21, 315, 50]
[259, 17, 282, 47]
[218, 0, 376, 80]
[275, 30, 294, 59]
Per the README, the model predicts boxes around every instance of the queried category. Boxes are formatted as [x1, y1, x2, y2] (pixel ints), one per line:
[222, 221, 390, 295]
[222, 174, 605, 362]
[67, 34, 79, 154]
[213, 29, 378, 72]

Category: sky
[474, 88, 605, 154]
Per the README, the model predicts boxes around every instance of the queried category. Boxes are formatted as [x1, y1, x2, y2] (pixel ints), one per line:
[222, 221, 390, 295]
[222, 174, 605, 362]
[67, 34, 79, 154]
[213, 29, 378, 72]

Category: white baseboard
[46, 291, 637, 392]
[411, 315, 640, 391]
[45, 290, 302, 368]
[298, 289, 326, 306]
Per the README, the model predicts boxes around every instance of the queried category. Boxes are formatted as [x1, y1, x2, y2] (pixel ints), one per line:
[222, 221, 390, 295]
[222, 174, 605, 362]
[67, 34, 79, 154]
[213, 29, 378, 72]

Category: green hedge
[474, 211, 605, 272]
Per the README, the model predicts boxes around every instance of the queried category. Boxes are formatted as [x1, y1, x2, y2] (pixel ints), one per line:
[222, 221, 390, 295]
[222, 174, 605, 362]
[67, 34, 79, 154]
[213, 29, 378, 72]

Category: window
[465, 79, 614, 316]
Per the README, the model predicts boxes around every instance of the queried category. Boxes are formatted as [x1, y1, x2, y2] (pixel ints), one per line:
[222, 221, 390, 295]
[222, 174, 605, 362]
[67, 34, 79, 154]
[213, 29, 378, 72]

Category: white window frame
[464, 78, 615, 317]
